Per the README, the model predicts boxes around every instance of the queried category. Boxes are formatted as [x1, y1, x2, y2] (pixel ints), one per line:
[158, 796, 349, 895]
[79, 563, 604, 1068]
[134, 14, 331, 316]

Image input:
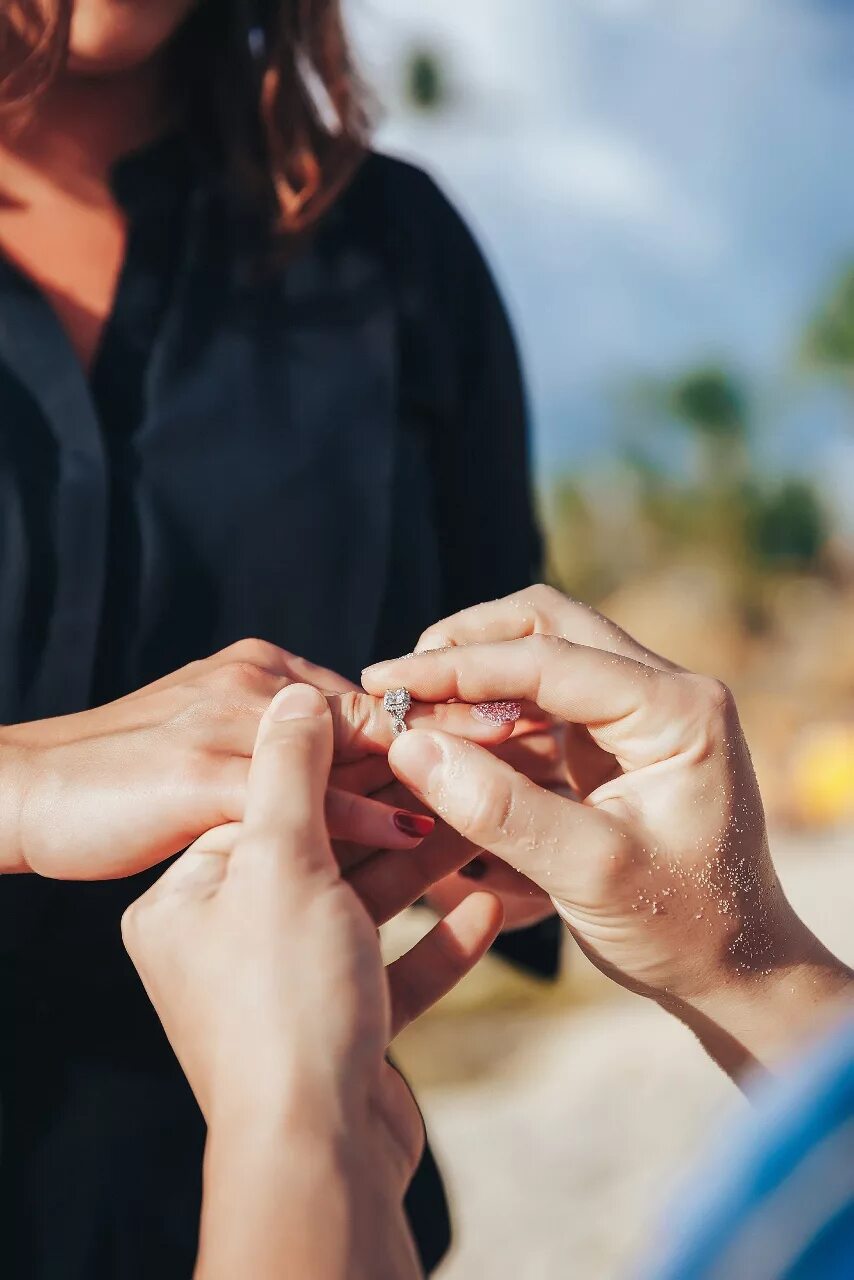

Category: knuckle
[222, 637, 284, 671]
[335, 690, 375, 747]
[457, 773, 516, 844]
[527, 582, 562, 609]
[597, 827, 640, 890]
[210, 659, 270, 701]
[526, 632, 568, 663]
[677, 674, 737, 758]
[686, 674, 736, 719]
[416, 622, 452, 651]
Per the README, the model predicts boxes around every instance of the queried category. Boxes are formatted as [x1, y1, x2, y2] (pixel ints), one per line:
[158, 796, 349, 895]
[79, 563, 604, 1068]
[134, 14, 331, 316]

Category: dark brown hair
[0, 0, 372, 233]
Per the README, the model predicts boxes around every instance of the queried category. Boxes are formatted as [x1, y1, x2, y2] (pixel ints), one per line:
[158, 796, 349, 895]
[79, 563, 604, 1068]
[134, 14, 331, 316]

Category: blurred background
[344, 2, 854, 1277]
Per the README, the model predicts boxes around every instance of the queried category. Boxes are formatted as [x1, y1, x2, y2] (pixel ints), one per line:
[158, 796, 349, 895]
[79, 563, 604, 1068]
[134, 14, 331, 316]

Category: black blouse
[0, 138, 555, 1278]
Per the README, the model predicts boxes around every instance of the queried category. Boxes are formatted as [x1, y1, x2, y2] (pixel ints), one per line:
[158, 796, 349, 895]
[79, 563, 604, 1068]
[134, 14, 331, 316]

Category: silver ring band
[383, 687, 412, 737]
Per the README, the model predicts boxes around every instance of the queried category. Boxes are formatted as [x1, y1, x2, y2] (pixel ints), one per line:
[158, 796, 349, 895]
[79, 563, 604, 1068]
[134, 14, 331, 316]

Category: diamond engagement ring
[383, 687, 412, 736]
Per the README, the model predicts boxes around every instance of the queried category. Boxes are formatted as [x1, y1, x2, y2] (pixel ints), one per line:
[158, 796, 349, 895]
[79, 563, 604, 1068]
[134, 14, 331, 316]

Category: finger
[492, 727, 567, 787]
[366, 636, 685, 766]
[326, 788, 435, 849]
[274, 651, 359, 695]
[389, 729, 619, 895]
[327, 690, 518, 763]
[414, 584, 679, 672]
[347, 821, 477, 925]
[330, 756, 394, 797]
[189, 758, 414, 883]
[237, 684, 335, 877]
[428, 857, 552, 916]
[333, 778, 427, 875]
[387, 893, 504, 1040]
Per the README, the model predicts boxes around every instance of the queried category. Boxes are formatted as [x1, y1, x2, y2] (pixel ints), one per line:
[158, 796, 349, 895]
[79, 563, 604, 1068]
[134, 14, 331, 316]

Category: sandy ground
[387, 826, 854, 1280]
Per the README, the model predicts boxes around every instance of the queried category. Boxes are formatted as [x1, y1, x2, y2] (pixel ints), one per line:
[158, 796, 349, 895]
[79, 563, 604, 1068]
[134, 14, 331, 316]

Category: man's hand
[365, 586, 854, 1082]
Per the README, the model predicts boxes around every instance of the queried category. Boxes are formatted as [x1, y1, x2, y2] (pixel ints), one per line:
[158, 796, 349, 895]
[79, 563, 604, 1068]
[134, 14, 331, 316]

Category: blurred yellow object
[791, 724, 854, 826]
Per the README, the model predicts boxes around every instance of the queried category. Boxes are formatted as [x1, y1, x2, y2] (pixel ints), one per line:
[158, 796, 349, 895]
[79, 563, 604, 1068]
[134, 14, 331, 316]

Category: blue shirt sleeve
[638, 1014, 854, 1280]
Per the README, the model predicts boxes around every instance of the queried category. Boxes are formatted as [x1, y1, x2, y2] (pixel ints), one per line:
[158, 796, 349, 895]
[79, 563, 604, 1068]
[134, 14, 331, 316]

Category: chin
[67, 35, 164, 77]
[67, 0, 197, 76]
[66, 49, 159, 75]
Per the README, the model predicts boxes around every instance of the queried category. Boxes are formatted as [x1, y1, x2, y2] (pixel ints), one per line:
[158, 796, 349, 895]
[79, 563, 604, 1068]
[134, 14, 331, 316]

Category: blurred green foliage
[747, 480, 828, 566]
[803, 263, 854, 383]
[546, 310, 839, 625]
[406, 49, 446, 112]
[666, 367, 747, 443]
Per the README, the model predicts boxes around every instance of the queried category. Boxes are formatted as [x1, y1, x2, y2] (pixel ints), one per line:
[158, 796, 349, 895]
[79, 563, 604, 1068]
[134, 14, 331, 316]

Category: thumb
[236, 683, 335, 878]
[388, 730, 618, 899]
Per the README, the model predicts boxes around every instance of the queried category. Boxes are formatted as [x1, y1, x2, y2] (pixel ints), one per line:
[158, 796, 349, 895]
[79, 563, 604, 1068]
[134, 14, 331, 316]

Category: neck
[0, 54, 175, 197]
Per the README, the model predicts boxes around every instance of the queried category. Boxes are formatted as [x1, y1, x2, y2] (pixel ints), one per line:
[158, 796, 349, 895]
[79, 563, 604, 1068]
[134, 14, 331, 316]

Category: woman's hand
[122, 684, 503, 1280]
[0, 639, 513, 881]
[364, 586, 854, 1081]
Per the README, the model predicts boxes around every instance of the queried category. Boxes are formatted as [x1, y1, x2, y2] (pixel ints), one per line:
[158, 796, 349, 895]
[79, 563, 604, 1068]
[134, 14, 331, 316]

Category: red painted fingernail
[393, 812, 436, 838]
[472, 701, 522, 725]
[459, 856, 488, 880]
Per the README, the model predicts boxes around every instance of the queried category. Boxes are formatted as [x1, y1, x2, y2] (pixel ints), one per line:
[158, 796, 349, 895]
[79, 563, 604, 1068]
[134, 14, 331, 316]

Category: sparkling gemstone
[383, 687, 412, 715]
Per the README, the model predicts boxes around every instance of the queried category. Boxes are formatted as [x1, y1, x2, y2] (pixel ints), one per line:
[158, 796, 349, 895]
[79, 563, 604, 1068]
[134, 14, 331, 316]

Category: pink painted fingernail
[471, 701, 522, 725]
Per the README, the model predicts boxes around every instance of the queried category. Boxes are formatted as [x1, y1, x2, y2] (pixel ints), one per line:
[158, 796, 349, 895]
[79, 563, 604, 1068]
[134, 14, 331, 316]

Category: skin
[122, 684, 503, 1280]
[67, 0, 199, 74]
[365, 585, 854, 1082]
[0, 0, 199, 368]
[0, 637, 513, 880]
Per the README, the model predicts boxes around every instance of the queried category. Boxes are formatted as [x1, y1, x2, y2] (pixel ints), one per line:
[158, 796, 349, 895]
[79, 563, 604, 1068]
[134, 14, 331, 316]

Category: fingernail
[415, 635, 449, 653]
[393, 812, 436, 838]
[362, 657, 405, 679]
[269, 684, 327, 721]
[388, 731, 445, 790]
[460, 856, 488, 881]
[471, 701, 522, 726]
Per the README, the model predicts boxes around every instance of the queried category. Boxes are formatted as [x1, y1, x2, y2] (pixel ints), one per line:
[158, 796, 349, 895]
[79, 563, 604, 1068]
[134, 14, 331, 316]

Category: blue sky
[347, 0, 854, 522]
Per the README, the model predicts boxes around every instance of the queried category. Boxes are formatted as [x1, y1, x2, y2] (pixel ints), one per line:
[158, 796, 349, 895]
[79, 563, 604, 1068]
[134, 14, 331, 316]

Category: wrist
[199, 1104, 416, 1280]
[198, 1116, 352, 1279]
[669, 910, 854, 1086]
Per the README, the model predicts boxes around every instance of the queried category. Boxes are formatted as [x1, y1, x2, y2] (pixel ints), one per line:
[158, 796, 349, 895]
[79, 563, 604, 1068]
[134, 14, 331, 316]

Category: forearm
[668, 910, 854, 1088]
[196, 1113, 421, 1280]
[0, 735, 27, 873]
